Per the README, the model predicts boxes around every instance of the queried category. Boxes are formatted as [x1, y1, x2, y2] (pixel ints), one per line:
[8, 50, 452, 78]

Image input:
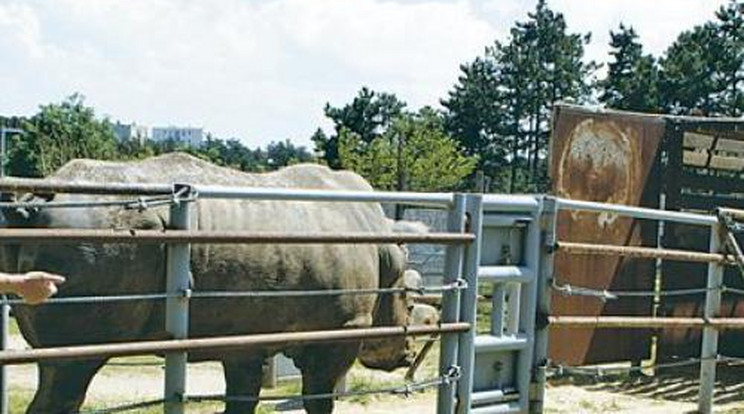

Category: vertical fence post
[165, 185, 192, 414]
[455, 194, 483, 414]
[512, 198, 543, 411]
[437, 194, 467, 414]
[530, 196, 557, 414]
[698, 223, 723, 414]
[0, 296, 8, 414]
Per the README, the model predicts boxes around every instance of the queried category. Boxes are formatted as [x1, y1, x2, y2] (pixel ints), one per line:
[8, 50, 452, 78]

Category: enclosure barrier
[534, 197, 742, 414]
[0, 179, 484, 414]
[0, 324, 470, 365]
[1, 179, 739, 413]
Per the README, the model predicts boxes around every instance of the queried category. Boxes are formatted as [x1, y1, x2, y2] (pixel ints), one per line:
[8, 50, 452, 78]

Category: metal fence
[532, 196, 744, 414]
[1, 180, 738, 414]
[0, 180, 489, 414]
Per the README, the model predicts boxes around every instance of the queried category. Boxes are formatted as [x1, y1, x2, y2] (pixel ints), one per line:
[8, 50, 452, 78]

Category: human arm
[0, 271, 66, 305]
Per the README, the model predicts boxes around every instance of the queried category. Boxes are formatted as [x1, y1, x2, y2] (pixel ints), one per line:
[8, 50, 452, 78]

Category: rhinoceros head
[358, 244, 438, 372]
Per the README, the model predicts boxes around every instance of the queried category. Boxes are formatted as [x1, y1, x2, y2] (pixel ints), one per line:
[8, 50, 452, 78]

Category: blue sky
[0, 0, 728, 147]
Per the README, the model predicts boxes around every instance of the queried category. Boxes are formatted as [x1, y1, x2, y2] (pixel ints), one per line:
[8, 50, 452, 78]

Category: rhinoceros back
[15, 153, 389, 348]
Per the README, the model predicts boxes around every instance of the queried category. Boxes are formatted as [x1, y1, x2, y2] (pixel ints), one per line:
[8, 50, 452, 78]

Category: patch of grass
[9, 388, 34, 413]
[8, 317, 19, 337]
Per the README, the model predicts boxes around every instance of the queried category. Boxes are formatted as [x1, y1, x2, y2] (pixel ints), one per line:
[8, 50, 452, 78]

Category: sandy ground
[7, 332, 744, 413]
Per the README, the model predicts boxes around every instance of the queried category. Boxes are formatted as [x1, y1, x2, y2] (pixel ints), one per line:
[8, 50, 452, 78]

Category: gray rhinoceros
[0, 153, 425, 414]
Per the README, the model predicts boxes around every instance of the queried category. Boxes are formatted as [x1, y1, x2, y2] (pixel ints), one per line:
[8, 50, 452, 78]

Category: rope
[187, 368, 460, 405]
[4, 280, 466, 306]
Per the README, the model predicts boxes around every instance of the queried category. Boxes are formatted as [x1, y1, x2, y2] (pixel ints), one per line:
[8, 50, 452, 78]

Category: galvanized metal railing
[539, 196, 737, 414]
[0, 180, 479, 414]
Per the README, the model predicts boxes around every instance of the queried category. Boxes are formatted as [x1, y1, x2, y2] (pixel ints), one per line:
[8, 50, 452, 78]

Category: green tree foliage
[338, 107, 477, 192]
[660, 0, 744, 116]
[314, 87, 406, 168]
[443, 0, 594, 192]
[8, 94, 118, 177]
[442, 57, 506, 176]
[599, 24, 660, 112]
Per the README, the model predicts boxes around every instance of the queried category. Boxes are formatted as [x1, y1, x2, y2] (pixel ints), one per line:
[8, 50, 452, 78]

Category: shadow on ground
[550, 362, 744, 412]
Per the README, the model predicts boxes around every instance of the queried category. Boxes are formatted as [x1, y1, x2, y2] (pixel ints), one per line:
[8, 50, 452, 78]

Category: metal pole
[513, 199, 543, 411]
[531, 197, 557, 414]
[699, 224, 723, 414]
[456, 195, 483, 414]
[0, 127, 22, 414]
[0, 296, 8, 414]
[165, 188, 192, 414]
[0, 323, 471, 365]
[0, 228, 474, 246]
[437, 194, 467, 414]
[0, 129, 5, 179]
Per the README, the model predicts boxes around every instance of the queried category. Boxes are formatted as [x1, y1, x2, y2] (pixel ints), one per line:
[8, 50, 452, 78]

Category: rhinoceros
[0, 153, 430, 414]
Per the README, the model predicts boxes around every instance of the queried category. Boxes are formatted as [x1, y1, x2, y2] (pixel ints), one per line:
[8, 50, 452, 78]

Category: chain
[3, 279, 466, 306]
[546, 355, 744, 380]
[187, 369, 460, 405]
[550, 279, 743, 302]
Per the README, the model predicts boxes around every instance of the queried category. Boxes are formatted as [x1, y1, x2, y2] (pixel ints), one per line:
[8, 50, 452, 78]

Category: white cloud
[0, 0, 733, 148]
[0, 0, 495, 146]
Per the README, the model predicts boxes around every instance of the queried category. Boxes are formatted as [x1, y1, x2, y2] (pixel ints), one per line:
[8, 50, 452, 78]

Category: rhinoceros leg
[221, 356, 264, 414]
[26, 359, 106, 414]
[293, 342, 359, 414]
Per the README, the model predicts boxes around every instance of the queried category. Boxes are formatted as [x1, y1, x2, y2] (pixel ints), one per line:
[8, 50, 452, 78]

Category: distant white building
[113, 122, 149, 145]
[151, 126, 204, 147]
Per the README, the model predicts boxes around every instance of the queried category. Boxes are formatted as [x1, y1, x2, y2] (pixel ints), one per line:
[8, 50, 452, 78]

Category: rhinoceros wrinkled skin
[1, 153, 422, 414]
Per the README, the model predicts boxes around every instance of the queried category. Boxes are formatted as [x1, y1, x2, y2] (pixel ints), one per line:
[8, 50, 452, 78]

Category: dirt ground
[7, 332, 744, 413]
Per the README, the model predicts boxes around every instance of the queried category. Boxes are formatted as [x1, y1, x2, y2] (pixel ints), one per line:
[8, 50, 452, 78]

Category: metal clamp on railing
[551, 280, 617, 302]
[443, 365, 462, 384]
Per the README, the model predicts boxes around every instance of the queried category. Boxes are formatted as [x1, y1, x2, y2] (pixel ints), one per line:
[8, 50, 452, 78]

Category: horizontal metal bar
[471, 401, 523, 414]
[193, 185, 455, 206]
[481, 215, 531, 228]
[719, 207, 744, 222]
[0, 229, 474, 245]
[0, 177, 455, 206]
[482, 195, 540, 212]
[556, 197, 717, 226]
[555, 241, 729, 264]
[478, 266, 534, 283]
[474, 334, 529, 353]
[0, 323, 470, 365]
[548, 316, 744, 329]
[0, 177, 173, 196]
[471, 388, 519, 406]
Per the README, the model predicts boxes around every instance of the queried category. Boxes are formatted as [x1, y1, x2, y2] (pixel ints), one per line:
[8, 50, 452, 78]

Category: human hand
[15, 272, 66, 305]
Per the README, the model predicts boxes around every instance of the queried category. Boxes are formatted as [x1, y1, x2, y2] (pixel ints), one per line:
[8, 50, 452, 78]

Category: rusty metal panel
[548, 104, 664, 365]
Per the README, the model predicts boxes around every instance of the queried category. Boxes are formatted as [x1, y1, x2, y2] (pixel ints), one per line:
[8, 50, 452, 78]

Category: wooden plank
[714, 138, 744, 155]
[683, 132, 714, 150]
[683, 151, 744, 171]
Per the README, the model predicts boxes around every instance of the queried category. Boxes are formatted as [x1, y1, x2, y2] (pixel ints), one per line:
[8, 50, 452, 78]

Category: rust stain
[556, 119, 639, 235]
[549, 105, 664, 365]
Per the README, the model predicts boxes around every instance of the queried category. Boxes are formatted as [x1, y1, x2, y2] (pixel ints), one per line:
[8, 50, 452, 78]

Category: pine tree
[444, 0, 594, 192]
[314, 87, 406, 168]
[660, 1, 744, 116]
[599, 24, 659, 112]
